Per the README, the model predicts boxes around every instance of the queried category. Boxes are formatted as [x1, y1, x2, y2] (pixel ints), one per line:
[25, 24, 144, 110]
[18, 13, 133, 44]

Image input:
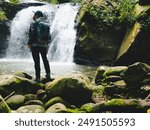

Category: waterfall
[6, 3, 79, 62]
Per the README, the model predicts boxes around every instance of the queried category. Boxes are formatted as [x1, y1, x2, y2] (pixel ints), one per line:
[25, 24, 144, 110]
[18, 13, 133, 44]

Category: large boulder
[121, 62, 150, 85]
[116, 5, 150, 65]
[45, 74, 93, 105]
[0, 75, 44, 96]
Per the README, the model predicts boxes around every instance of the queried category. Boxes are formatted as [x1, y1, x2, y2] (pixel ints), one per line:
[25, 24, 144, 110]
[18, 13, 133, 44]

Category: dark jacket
[28, 18, 51, 48]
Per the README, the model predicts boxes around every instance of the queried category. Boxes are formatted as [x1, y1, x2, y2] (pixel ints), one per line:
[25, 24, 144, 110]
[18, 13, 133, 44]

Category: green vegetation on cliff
[0, 8, 7, 20]
[80, 0, 137, 31]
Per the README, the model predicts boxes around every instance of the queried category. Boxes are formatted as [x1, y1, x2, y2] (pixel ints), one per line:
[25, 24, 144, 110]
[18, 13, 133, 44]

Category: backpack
[36, 21, 50, 44]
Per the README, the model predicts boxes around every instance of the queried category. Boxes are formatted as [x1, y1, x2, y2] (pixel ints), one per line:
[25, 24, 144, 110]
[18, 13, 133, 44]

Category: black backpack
[36, 21, 51, 44]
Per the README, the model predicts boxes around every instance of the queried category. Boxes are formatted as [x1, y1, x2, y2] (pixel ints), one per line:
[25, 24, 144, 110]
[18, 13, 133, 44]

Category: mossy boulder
[121, 62, 150, 85]
[44, 96, 70, 109]
[0, 95, 11, 113]
[95, 66, 127, 85]
[0, 76, 44, 96]
[45, 103, 67, 113]
[80, 102, 104, 113]
[45, 74, 93, 105]
[6, 95, 25, 110]
[16, 105, 45, 113]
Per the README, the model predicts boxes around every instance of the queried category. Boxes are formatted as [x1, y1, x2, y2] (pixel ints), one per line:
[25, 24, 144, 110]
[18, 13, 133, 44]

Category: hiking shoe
[45, 74, 51, 80]
[34, 78, 41, 83]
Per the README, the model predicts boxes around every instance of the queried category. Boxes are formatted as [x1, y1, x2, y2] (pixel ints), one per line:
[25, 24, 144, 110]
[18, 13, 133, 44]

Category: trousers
[31, 46, 50, 78]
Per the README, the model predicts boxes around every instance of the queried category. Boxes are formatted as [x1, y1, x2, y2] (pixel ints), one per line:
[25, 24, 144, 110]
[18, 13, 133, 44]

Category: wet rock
[0, 76, 44, 96]
[24, 94, 36, 102]
[104, 83, 126, 98]
[140, 85, 150, 98]
[25, 100, 43, 106]
[45, 74, 93, 105]
[6, 95, 25, 110]
[16, 105, 45, 113]
[45, 103, 67, 113]
[80, 102, 104, 113]
[0, 95, 11, 113]
[94, 66, 109, 85]
[105, 76, 122, 83]
[104, 99, 150, 112]
[44, 96, 70, 109]
[14, 71, 32, 79]
[121, 62, 150, 85]
[139, 0, 150, 5]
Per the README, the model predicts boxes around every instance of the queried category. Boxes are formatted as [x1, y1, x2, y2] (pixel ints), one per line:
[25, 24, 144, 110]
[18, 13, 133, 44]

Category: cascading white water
[6, 3, 79, 62]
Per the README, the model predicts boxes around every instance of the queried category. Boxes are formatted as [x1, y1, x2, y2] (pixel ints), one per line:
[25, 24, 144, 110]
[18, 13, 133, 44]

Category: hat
[34, 11, 43, 17]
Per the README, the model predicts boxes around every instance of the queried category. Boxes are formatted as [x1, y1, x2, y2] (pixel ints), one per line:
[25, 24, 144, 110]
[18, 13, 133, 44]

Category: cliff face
[74, 0, 150, 65]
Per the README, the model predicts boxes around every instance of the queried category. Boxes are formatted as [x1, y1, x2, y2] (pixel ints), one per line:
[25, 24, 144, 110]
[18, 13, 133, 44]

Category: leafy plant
[0, 8, 7, 20]
[9, 0, 20, 4]
[116, 0, 137, 26]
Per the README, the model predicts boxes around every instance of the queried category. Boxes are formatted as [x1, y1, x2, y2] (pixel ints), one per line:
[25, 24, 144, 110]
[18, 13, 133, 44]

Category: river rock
[44, 96, 70, 109]
[0, 95, 11, 113]
[45, 74, 93, 105]
[45, 103, 67, 113]
[24, 94, 36, 102]
[14, 71, 32, 79]
[6, 95, 25, 110]
[25, 100, 43, 106]
[80, 102, 104, 113]
[121, 62, 150, 85]
[0, 76, 44, 96]
[16, 105, 45, 113]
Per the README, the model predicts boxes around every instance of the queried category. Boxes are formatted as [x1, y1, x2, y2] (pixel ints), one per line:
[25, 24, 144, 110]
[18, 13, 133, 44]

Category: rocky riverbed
[0, 62, 150, 113]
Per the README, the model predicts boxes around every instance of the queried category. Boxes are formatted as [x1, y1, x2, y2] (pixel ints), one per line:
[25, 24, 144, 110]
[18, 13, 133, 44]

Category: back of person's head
[34, 11, 44, 18]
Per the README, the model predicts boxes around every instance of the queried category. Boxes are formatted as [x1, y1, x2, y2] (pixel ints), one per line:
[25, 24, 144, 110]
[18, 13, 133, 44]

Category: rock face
[0, 20, 9, 57]
[74, 0, 126, 65]
[116, 5, 150, 65]
[139, 0, 150, 5]
[45, 74, 93, 105]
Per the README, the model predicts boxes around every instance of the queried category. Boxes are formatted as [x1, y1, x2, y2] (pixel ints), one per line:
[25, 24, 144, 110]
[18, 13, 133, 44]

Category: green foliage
[0, 8, 7, 20]
[116, 0, 137, 26]
[10, 0, 20, 4]
[84, 0, 137, 31]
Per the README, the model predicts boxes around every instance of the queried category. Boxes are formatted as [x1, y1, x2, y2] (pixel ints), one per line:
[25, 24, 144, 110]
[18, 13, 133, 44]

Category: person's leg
[40, 47, 51, 78]
[31, 47, 41, 80]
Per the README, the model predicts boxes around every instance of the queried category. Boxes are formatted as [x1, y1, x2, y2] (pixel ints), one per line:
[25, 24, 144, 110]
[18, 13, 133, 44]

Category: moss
[147, 109, 150, 113]
[105, 99, 126, 106]
[0, 8, 7, 20]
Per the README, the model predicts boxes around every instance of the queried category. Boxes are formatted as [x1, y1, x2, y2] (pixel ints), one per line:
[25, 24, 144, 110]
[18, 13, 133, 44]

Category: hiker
[28, 10, 51, 82]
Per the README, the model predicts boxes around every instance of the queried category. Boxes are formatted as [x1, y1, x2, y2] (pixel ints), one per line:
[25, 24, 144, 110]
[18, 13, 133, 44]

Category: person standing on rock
[28, 11, 51, 83]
